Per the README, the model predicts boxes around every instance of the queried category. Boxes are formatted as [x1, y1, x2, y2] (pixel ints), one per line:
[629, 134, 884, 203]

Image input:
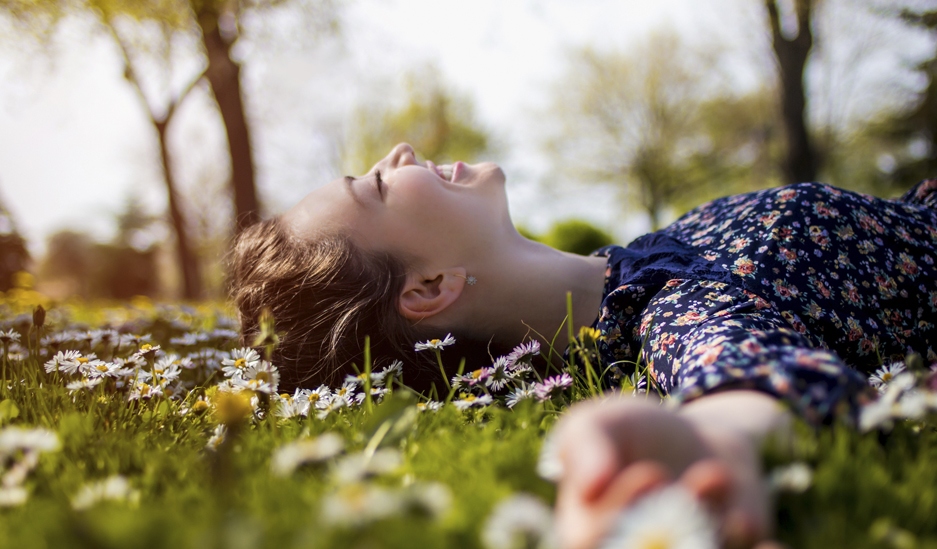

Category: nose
[389, 143, 417, 168]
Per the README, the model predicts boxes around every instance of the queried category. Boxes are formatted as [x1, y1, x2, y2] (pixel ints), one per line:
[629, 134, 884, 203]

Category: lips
[426, 160, 463, 183]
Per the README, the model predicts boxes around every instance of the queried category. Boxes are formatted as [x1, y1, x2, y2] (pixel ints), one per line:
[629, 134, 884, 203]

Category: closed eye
[374, 170, 384, 200]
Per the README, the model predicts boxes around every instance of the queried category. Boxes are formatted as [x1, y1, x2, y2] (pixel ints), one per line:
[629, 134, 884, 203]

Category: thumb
[560, 423, 620, 503]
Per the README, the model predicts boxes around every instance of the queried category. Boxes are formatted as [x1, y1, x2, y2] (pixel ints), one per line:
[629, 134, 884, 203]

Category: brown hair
[228, 217, 431, 392]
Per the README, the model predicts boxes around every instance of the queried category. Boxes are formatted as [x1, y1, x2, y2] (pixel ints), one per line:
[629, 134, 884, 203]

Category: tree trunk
[156, 121, 203, 300]
[766, 0, 819, 183]
[196, 9, 260, 233]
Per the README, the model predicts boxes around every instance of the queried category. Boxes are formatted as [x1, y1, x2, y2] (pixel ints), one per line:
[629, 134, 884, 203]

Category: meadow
[0, 283, 936, 549]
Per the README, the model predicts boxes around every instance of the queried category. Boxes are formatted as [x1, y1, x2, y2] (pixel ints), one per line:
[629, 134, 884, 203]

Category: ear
[398, 268, 467, 321]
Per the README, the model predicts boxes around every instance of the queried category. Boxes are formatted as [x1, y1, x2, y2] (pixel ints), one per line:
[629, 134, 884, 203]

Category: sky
[0, 0, 933, 256]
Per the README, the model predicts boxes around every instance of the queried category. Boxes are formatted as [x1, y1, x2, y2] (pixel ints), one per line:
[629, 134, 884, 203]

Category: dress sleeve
[637, 279, 874, 425]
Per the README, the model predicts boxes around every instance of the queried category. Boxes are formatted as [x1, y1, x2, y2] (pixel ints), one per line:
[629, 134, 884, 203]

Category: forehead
[282, 177, 356, 240]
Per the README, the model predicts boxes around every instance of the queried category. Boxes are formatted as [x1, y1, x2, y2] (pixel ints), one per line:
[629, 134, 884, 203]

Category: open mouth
[426, 160, 463, 183]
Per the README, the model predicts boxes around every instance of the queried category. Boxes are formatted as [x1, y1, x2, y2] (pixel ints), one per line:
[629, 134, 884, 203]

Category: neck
[453, 235, 609, 358]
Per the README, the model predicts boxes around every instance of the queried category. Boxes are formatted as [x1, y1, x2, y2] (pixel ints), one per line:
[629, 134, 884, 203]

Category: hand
[552, 395, 778, 549]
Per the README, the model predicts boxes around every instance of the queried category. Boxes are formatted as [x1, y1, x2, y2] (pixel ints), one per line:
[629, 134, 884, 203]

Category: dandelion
[270, 433, 345, 477]
[869, 362, 907, 391]
[414, 333, 456, 351]
[221, 347, 262, 378]
[534, 373, 573, 402]
[453, 393, 493, 410]
[481, 493, 556, 549]
[71, 475, 140, 511]
[599, 486, 718, 549]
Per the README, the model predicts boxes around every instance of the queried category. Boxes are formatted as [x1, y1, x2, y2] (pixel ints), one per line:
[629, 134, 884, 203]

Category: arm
[553, 392, 785, 549]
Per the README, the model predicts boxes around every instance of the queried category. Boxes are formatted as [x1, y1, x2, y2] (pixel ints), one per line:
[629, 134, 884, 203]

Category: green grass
[0, 299, 934, 548]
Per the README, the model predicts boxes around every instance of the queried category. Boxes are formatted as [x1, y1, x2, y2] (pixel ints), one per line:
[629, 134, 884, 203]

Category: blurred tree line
[547, 0, 937, 229]
[1, 0, 936, 300]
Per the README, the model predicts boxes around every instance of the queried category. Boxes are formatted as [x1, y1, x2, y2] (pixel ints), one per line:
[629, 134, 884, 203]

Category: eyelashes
[374, 170, 384, 199]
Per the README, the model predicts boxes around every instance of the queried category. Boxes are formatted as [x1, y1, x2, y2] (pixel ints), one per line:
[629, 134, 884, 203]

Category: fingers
[556, 460, 672, 549]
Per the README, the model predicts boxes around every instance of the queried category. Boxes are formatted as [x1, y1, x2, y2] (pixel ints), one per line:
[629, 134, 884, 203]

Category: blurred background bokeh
[0, 0, 934, 301]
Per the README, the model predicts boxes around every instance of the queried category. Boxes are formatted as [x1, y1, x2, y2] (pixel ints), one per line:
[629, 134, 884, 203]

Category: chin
[477, 162, 506, 186]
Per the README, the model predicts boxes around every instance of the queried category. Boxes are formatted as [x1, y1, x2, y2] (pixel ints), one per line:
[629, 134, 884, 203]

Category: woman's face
[284, 143, 510, 269]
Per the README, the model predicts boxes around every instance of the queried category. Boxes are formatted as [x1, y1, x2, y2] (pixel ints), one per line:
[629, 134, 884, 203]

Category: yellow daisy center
[234, 358, 246, 368]
[77, 357, 89, 364]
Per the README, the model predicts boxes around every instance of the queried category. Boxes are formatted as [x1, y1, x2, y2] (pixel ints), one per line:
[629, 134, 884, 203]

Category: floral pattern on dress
[590, 180, 937, 424]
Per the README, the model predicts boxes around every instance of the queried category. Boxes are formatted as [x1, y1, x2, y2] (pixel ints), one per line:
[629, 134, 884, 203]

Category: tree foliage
[344, 68, 490, 175]
[546, 31, 782, 230]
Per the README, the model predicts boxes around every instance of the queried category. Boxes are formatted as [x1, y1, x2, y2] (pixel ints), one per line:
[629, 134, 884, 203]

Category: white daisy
[270, 433, 345, 477]
[0, 329, 21, 345]
[71, 475, 140, 511]
[506, 385, 536, 408]
[768, 462, 813, 493]
[66, 377, 104, 393]
[453, 393, 493, 410]
[0, 427, 60, 455]
[869, 362, 907, 391]
[417, 400, 443, 412]
[320, 483, 404, 526]
[221, 347, 261, 378]
[481, 493, 556, 549]
[206, 424, 227, 451]
[414, 333, 456, 351]
[0, 487, 28, 507]
[44, 350, 81, 374]
[131, 343, 161, 360]
[485, 357, 513, 392]
[600, 486, 718, 549]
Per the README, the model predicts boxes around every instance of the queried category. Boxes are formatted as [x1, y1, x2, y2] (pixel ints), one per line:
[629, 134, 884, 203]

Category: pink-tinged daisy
[507, 340, 541, 368]
[534, 373, 573, 402]
[414, 334, 456, 351]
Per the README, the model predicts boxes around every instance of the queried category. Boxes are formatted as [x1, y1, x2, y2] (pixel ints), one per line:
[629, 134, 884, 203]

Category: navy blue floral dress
[591, 180, 937, 424]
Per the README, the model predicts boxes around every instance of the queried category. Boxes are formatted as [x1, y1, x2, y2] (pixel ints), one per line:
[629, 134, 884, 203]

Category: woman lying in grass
[229, 142, 937, 548]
